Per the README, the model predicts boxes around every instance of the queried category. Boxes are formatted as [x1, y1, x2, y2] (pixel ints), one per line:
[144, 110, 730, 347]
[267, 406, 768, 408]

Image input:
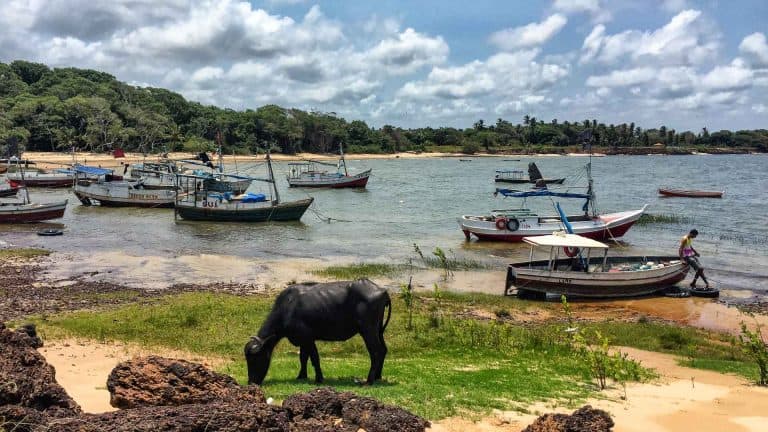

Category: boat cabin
[494, 170, 526, 182]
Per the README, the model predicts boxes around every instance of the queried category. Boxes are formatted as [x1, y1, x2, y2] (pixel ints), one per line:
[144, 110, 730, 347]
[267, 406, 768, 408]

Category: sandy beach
[20, 150, 480, 170]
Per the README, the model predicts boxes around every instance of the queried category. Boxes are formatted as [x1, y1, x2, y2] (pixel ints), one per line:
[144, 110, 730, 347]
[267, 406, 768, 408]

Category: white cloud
[753, 104, 767, 114]
[579, 9, 719, 66]
[489, 14, 567, 50]
[396, 49, 569, 110]
[586, 67, 655, 87]
[700, 62, 754, 92]
[552, 0, 611, 23]
[660, 0, 689, 13]
[739, 32, 768, 67]
[365, 28, 449, 74]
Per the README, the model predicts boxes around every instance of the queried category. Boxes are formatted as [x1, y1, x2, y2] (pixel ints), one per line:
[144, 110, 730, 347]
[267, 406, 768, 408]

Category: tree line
[1, 60, 766, 156]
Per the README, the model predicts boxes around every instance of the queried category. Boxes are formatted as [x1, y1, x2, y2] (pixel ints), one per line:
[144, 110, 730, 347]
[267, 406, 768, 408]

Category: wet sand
[33, 250, 768, 335]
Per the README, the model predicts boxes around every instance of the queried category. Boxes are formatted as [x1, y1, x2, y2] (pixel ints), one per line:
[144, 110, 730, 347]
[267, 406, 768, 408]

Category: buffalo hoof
[296, 374, 308, 381]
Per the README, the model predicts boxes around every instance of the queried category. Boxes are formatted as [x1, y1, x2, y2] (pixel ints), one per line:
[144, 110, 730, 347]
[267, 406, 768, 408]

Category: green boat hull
[176, 198, 313, 222]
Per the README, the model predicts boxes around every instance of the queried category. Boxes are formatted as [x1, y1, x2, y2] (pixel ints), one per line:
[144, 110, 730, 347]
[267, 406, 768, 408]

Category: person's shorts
[684, 256, 702, 271]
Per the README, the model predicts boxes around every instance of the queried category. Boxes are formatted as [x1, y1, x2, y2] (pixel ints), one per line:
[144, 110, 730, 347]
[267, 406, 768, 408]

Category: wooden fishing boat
[461, 163, 647, 242]
[175, 153, 313, 222]
[73, 165, 175, 208]
[504, 233, 689, 298]
[494, 162, 565, 184]
[459, 205, 647, 242]
[287, 144, 371, 188]
[658, 188, 723, 198]
[127, 161, 181, 190]
[6, 169, 74, 187]
[0, 200, 68, 223]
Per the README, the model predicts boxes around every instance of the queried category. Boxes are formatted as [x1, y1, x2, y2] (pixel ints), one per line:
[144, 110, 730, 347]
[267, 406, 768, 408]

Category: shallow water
[2, 154, 767, 298]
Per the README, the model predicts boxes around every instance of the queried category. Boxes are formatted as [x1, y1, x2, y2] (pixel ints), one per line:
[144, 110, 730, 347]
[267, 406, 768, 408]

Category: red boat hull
[290, 174, 370, 188]
[464, 218, 639, 242]
[658, 189, 723, 198]
[0, 207, 66, 223]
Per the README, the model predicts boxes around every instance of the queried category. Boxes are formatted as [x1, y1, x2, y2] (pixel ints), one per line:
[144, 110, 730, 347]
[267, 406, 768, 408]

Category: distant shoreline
[16, 147, 763, 169]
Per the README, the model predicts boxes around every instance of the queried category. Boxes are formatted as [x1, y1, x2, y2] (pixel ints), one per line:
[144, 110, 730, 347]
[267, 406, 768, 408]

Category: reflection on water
[2, 154, 767, 297]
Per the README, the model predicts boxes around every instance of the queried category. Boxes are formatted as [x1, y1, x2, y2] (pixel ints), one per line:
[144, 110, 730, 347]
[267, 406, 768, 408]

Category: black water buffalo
[245, 279, 391, 385]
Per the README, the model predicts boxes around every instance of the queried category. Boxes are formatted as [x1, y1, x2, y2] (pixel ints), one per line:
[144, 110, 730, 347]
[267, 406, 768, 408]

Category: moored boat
[658, 188, 723, 198]
[73, 164, 176, 208]
[6, 169, 75, 187]
[175, 153, 313, 222]
[0, 200, 68, 223]
[494, 162, 565, 184]
[287, 144, 371, 188]
[462, 162, 646, 242]
[504, 233, 689, 298]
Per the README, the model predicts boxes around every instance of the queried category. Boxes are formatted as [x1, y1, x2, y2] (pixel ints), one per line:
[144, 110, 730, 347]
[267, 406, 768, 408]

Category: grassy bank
[0, 248, 50, 259]
[31, 291, 764, 418]
[30, 292, 613, 418]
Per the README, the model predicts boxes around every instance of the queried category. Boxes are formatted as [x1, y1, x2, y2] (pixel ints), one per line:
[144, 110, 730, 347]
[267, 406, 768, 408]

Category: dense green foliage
[2, 60, 767, 156]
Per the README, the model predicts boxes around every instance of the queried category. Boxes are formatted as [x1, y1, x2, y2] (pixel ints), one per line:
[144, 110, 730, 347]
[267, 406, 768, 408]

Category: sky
[1, 0, 767, 131]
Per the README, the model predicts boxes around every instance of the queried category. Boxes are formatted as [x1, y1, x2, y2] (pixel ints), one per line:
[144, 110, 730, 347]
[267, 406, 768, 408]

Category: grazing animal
[245, 279, 391, 385]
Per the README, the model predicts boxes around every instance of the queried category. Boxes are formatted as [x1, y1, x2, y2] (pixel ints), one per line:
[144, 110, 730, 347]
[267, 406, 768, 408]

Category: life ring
[506, 218, 520, 231]
[37, 229, 63, 236]
[563, 246, 579, 257]
[495, 218, 507, 230]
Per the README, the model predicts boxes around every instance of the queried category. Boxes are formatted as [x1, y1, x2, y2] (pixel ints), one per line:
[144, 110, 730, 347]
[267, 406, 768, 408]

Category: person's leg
[699, 269, 709, 288]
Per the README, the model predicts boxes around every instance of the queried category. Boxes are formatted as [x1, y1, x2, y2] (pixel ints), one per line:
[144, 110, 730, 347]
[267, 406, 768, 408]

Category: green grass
[0, 248, 50, 259]
[311, 263, 403, 280]
[31, 291, 764, 418]
[34, 292, 616, 419]
[636, 213, 693, 226]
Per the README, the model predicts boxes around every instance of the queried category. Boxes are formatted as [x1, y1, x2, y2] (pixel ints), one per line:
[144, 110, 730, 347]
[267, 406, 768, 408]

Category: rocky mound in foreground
[0, 322, 429, 431]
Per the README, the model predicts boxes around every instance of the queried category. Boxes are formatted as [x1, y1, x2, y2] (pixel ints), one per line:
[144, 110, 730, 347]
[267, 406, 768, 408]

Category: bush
[739, 320, 768, 386]
[461, 142, 480, 154]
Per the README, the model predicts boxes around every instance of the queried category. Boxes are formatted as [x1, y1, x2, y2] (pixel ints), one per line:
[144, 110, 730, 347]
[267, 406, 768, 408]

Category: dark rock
[343, 396, 431, 432]
[107, 355, 265, 408]
[284, 387, 430, 432]
[0, 323, 81, 418]
[282, 387, 353, 419]
[1, 325, 429, 432]
[523, 405, 614, 432]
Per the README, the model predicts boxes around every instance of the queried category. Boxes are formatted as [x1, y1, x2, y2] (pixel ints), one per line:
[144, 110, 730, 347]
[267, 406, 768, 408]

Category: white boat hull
[506, 256, 689, 298]
[459, 206, 647, 242]
[74, 181, 175, 208]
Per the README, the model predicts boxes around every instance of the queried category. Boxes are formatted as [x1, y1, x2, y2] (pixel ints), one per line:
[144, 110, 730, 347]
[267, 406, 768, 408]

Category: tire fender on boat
[495, 217, 507, 230]
[506, 218, 520, 231]
[563, 246, 579, 257]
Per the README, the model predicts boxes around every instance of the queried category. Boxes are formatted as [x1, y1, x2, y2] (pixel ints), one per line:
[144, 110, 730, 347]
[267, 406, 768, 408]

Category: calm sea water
[2, 154, 767, 294]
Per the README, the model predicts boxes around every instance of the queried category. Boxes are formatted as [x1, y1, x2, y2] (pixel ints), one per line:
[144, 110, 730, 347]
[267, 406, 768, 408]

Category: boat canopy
[523, 233, 609, 249]
[73, 164, 113, 175]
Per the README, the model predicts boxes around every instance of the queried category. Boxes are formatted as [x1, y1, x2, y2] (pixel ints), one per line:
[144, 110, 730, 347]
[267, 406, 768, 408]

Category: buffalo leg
[376, 330, 388, 380]
[306, 342, 324, 383]
[297, 345, 309, 380]
[360, 329, 385, 384]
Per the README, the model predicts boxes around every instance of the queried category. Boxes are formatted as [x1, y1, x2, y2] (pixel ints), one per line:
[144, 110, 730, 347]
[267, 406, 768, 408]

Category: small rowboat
[658, 188, 723, 198]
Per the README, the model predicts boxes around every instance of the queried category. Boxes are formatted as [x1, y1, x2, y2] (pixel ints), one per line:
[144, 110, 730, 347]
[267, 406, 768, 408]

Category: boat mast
[266, 151, 280, 203]
[586, 161, 597, 216]
[339, 142, 348, 176]
[216, 131, 224, 173]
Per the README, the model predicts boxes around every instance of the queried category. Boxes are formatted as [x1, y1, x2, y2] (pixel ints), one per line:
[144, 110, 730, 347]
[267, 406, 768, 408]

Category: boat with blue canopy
[174, 153, 313, 222]
[459, 162, 647, 242]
